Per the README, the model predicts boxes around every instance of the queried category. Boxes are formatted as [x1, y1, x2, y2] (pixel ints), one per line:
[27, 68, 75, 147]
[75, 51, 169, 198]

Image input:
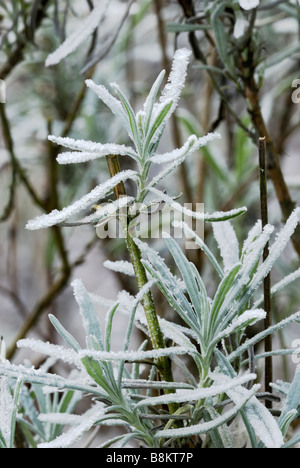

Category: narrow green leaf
[49, 314, 81, 352]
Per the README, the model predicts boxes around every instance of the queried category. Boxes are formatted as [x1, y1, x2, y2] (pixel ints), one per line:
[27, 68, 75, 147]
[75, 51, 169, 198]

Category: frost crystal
[239, 0, 260, 10]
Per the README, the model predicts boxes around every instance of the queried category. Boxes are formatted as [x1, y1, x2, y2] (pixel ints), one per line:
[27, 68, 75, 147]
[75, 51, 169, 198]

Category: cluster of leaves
[1, 42, 300, 448]
[1, 209, 300, 448]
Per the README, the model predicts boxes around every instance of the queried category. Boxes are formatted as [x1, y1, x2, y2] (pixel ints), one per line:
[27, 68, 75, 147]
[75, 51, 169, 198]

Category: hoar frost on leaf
[45, 1, 109, 66]
[26, 170, 137, 230]
[0, 377, 14, 447]
[212, 372, 284, 448]
[239, 0, 260, 10]
[150, 133, 221, 165]
[48, 135, 137, 165]
[17, 339, 81, 368]
[38, 403, 106, 449]
[212, 221, 240, 272]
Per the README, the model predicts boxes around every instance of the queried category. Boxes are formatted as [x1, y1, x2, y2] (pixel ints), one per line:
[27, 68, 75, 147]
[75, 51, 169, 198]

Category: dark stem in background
[259, 137, 272, 408]
[153, 0, 193, 204]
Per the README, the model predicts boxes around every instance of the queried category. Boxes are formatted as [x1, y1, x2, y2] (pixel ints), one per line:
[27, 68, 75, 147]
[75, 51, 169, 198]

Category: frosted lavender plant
[25, 48, 245, 392]
[2, 48, 300, 449]
[26, 48, 243, 231]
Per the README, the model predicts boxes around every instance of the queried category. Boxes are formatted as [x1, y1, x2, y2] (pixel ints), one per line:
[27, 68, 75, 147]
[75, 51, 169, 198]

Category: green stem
[105, 155, 175, 383]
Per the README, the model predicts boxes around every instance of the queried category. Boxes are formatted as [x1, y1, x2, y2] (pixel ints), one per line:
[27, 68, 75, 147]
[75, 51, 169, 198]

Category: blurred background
[1, 0, 300, 419]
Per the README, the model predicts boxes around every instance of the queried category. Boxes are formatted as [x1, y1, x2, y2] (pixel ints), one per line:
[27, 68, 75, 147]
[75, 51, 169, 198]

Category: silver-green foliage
[2, 211, 300, 448]
[1, 48, 300, 448]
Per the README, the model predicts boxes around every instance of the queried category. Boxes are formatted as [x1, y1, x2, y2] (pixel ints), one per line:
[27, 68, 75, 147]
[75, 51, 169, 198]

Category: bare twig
[259, 137, 272, 407]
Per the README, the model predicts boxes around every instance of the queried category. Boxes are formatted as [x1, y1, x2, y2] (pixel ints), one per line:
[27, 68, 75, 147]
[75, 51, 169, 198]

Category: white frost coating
[251, 208, 300, 288]
[155, 384, 260, 439]
[228, 310, 300, 362]
[157, 48, 192, 116]
[71, 279, 104, 351]
[103, 260, 135, 277]
[26, 170, 137, 230]
[242, 219, 262, 256]
[213, 309, 266, 344]
[254, 267, 300, 309]
[136, 373, 256, 407]
[85, 80, 132, 137]
[150, 133, 221, 164]
[38, 413, 82, 426]
[0, 336, 6, 363]
[212, 221, 240, 272]
[0, 377, 14, 446]
[143, 70, 166, 119]
[159, 318, 198, 351]
[17, 339, 81, 367]
[239, 0, 259, 10]
[45, 1, 109, 66]
[79, 196, 134, 225]
[38, 403, 106, 448]
[212, 372, 284, 448]
[48, 136, 136, 164]
[78, 346, 188, 362]
[148, 187, 247, 221]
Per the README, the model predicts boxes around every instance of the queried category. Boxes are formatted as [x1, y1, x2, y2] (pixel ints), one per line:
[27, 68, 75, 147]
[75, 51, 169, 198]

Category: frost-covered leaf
[249, 208, 300, 293]
[150, 132, 221, 165]
[85, 80, 133, 138]
[48, 136, 137, 164]
[162, 234, 208, 332]
[110, 83, 142, 153]
[212, 221, 240, 272]
[26, 170, 137, 230]
[173, 220, 224, 278]
[214, 352, 284, 448]
[78, 346, 189, 362]
[154, 384, 260, 439]
[278, 365, 300, 434]
[228, 310, 300, 363]
[210, 309, 266, 349]
[239, 0, 260, 10]
[143, 70, 166, 136]
[213, 371, 283, 448]
[103, 260, 135, 277]
[38, 403, 106, 448]
[148, 187, 247, 222]
[136, 238, 200, 334]
[0, 362, 108, 399]
[17, 339, 81, 367]
[45, 2, 109, 66]
[153, 48, 192, 124]
[136, 373, 256, 407]
[0, 377, 14, 447]
[72, 279, 104, 351]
